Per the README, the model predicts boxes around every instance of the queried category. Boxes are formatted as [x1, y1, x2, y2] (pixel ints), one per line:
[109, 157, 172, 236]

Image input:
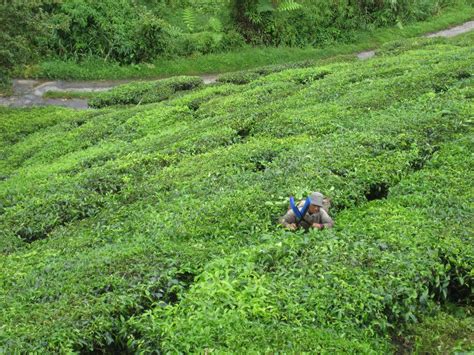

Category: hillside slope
[0, 33, 473, 352]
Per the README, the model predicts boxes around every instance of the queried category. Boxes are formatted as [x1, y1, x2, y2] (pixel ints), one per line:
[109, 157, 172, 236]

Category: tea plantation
[0, 33, 473, 353]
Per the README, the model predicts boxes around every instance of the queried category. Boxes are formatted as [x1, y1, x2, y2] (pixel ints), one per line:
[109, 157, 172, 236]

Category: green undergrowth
[14, 4, 474, 81]
[43, 90, 98, 100]
[0, 34, 473, 352]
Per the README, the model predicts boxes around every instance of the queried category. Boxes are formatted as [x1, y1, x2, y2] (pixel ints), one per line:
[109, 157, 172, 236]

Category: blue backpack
[289, 196, 311, 223]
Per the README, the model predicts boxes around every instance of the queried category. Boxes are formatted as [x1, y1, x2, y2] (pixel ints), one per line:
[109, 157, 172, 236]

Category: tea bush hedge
[216, 60, 320, 85]
[0, 34, 472, 352]
[88, 76, 203, 108]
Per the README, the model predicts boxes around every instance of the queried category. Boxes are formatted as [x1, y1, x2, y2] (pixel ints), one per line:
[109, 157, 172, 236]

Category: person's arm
[280, 209, 297, 230]
[319, 209, 334, 229]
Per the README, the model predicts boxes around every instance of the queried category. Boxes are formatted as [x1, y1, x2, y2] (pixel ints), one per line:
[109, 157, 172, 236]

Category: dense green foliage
[1, 33, 473, 352]
[231, 0, 457, 45]
[8, 3, 474, 82]
[0, 0, 469, 76]
[0, 1, 46, 87]
[0, 0, 233, 66]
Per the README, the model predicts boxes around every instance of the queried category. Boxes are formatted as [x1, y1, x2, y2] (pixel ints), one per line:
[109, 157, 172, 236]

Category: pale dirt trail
[1, 20, 473, 110]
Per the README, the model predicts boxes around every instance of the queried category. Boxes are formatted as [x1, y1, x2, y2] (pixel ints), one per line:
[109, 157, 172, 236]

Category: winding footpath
[1, 20, 473, 110]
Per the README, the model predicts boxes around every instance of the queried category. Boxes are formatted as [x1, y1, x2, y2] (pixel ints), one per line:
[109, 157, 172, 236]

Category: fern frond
[207, 17, 222, 32]
[246, 10, 264, 24]
[256, 0, 274, 13]
[182, 7, 197, 32]
[277, 0, 302, 12]
[166, 25, 183, 37]
[211, 32, 223, 44]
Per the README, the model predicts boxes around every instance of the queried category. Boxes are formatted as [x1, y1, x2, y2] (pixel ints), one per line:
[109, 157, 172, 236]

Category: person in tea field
[280, 191, 334, 231]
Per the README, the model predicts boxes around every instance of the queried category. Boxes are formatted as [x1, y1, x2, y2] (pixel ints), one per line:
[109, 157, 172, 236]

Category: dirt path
[1, 20, 472, 110]
[425, 19, 474, 37]
[357, 19, 474, 60]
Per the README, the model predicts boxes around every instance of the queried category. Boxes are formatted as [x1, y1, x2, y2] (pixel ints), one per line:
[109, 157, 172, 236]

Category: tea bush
[89, 76, 203, 108]
[216, 60, 317, 84]
[0, 34, 472, 352]
[406, 305, 474, 352]
[134, 133, 472, 353]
